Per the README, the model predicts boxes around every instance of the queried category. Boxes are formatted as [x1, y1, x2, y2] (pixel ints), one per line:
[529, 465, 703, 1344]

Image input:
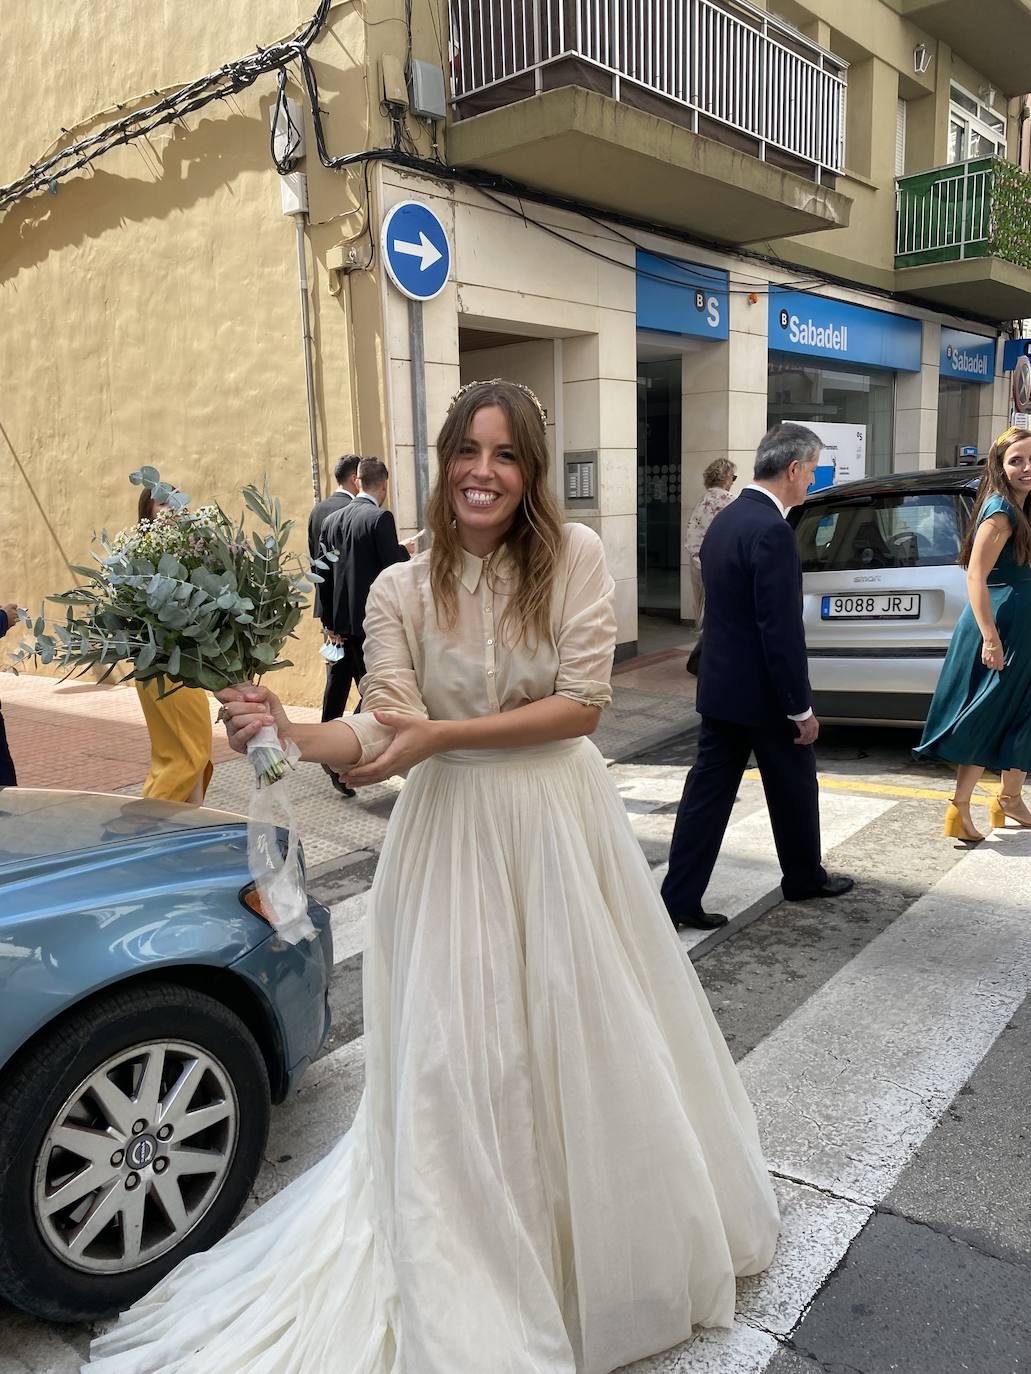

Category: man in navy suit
[662, 424, 854, 930]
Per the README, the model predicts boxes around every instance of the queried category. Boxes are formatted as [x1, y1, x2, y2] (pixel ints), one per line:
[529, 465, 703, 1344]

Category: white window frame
[948, 81, 1007, 163]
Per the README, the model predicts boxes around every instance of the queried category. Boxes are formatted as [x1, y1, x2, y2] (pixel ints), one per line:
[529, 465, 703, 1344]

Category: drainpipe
[293, 211, 322, 505]
[273, 89, 322, 504]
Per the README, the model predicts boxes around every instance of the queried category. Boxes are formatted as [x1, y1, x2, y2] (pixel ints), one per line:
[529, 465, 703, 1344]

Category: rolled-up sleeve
[343, 571, 429, 765]
[554, 525, 617, 709]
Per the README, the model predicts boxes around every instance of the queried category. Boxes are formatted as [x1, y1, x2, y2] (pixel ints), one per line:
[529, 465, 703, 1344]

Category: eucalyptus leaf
[129, 466, 161, 487]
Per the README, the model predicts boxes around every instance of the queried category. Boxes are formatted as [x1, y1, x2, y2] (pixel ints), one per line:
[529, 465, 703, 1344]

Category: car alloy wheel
[33, 1040, 239, 1274]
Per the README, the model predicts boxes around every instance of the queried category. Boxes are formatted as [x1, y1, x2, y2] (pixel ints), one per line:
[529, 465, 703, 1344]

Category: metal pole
[409, 297, 430, 530]
[295, 215, 322, 504]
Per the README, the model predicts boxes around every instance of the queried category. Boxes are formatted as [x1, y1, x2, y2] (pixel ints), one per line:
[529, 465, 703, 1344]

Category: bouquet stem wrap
[245, 726, 315, 945]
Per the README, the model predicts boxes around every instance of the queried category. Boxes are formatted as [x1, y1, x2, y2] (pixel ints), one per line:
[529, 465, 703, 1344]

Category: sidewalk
[0, 634, 699, 865]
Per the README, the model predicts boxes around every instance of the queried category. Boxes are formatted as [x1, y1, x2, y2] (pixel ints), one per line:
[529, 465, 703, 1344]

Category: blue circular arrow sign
[381, 200, 451, 302]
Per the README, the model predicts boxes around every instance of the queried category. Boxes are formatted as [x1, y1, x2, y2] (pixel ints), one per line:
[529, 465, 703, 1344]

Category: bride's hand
[341, 712, 442, 787]
[215, 684, 291, 754]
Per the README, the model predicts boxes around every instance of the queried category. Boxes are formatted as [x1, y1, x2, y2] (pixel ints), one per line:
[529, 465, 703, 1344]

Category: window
[794, 493, 968, 572]
[768, 354, 896, 478]
[896, 99, 907, 178]
[948, 82, 1007, 163]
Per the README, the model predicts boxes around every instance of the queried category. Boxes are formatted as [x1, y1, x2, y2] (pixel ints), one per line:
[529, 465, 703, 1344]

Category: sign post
[381, 201, 451, 529]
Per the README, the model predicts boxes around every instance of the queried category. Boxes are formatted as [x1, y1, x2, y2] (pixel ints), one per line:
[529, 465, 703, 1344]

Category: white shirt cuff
[787, 708, 814, 722]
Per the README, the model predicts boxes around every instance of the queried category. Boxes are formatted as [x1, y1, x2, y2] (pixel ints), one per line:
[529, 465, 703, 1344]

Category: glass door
[636, 358, 682, 615]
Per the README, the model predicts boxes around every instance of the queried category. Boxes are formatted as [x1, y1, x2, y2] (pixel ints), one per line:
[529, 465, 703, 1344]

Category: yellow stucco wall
[0, 1, 425, 706]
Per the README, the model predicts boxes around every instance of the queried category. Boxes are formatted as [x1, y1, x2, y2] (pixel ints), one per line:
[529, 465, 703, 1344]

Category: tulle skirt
[89, 739, 778, 1374]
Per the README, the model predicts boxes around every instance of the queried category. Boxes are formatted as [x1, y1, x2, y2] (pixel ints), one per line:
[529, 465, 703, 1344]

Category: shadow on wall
[0, 103, 276, 287]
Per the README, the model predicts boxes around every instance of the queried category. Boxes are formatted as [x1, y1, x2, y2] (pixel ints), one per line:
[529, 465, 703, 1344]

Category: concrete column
[679, 291, 768, 618]
[980, 340, 1011, 453]
[563, 333, 638, 652]
[895, 321, 940, 471]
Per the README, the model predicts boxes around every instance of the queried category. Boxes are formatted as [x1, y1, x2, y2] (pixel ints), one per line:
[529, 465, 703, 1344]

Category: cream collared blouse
[345, 522, 618, 764]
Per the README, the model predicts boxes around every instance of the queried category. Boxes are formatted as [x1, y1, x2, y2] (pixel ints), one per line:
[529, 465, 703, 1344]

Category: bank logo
[778, 308, 848, 353]
[693, 288, 722, 330]
[946, 343, 990, 376]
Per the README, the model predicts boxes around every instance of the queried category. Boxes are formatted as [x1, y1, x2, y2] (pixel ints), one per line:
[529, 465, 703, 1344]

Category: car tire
[0, 981, 271, 1323]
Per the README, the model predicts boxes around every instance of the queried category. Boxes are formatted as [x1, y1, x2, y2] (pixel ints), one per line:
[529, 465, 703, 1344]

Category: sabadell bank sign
[770, 289, 922, 373]
[940, 327, 995, 385]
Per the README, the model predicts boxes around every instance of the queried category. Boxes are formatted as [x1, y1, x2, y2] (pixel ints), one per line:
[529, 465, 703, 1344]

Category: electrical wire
[0, 0, 331, 212]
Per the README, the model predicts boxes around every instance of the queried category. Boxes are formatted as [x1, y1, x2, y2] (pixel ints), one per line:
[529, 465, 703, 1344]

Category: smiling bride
[89, 378, 779, 1374]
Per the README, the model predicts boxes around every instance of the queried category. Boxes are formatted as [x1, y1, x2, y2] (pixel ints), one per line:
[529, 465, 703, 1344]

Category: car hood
[0, 789, 248, 869]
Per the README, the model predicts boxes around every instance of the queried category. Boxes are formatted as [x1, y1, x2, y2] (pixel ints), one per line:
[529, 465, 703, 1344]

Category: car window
[795, 494, 967, 572]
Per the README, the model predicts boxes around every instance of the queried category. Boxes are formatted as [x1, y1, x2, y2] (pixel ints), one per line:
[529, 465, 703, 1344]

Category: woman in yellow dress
[133, 488, 213, 804]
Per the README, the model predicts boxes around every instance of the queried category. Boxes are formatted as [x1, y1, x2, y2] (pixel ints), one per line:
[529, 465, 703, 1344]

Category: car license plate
[821, 593, 921, 620]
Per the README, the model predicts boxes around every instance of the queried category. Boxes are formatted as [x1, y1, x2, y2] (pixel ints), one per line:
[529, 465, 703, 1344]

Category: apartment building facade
[4, 0, 1031, 687]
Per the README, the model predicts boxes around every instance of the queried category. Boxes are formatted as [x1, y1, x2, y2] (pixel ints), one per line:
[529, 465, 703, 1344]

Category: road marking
[649, 789, 894, 953]
[744, 827, 1031, 1202]
[744, 769, 1000, 806]
[330, 890, 369, 964]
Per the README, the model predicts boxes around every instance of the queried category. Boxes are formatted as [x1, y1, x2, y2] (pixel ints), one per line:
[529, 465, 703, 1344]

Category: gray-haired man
[662, 424, 854, 930]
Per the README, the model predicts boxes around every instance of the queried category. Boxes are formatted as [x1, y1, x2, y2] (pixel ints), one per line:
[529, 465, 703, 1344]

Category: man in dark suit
[662, 423, 853, 931]
[321, 456, 412, 710]
[309, 455, 361, 796]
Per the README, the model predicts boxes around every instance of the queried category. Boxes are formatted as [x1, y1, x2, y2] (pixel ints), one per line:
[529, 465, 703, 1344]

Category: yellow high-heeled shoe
[989, 793, 1031, 830]
[944, 799, 985, 842]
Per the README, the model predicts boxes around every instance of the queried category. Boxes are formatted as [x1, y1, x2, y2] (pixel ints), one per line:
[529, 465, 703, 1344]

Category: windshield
[794, 492, 970, 573]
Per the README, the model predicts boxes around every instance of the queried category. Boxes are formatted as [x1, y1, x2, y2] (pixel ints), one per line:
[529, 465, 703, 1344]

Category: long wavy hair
[427, 380, 564, 644]
[958, 428, 1031, 567]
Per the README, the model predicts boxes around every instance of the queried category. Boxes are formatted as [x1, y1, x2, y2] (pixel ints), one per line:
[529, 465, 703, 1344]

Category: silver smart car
[790, 466, 981, 725]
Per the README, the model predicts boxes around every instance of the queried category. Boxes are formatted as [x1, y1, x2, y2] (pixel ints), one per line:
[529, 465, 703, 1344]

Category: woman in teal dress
[915, 427, 1031, 840]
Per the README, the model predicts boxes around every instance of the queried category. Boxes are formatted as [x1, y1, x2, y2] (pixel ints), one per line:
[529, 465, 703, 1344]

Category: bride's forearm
[432, 695, 601, 752]
[284, 719, 363, 769]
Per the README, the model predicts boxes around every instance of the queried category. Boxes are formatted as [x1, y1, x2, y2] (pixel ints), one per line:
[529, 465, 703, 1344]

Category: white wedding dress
[89, 526, 779, 1374]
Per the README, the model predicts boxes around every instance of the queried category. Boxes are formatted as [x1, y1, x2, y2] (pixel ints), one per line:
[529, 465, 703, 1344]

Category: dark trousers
[320, 639, 366, 780]
[660, 715, 825, 918]
[0, 710, 16, 787]
[321, 654, 353, 724]
[320, 638, 368, 722]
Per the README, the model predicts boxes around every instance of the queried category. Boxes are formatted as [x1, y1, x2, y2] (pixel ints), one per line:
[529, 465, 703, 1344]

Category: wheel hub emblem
[126, 1135, 157, 1170]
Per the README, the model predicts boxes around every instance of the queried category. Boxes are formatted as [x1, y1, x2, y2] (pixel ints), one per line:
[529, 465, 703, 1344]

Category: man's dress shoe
[783, 874, 854, 902]
[669, 909, 729, 931]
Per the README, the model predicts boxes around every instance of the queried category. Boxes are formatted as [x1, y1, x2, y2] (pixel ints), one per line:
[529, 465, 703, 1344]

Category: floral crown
[447, 378, 547, 431]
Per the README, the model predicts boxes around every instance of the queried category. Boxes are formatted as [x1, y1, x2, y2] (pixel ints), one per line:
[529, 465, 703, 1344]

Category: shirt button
[486, 638, 494, 646]
[487, 669, 495, 677]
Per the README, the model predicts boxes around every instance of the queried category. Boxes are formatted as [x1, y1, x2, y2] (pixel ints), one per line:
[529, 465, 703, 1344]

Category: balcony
[900, 0, 1031, 97]
[896, 158, 1031, 321]
[446, 0, 852, 244]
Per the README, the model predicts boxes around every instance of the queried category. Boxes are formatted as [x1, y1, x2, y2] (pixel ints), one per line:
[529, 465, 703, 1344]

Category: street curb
[603, 714, 702, 767]
[686, 886, 785, 962]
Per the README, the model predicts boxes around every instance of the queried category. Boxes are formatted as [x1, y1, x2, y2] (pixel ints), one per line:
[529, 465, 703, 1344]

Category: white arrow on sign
[392, 231, 442, 272]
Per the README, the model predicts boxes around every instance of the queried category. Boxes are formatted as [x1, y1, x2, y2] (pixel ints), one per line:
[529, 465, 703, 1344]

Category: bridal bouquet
[10, 466, 333, 789]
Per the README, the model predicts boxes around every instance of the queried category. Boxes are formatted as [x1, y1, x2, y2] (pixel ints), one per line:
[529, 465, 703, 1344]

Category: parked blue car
[0, 788, 332, 1322]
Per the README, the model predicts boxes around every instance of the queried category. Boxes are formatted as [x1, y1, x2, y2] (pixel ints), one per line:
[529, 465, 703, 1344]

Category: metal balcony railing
[448, 0, 848, 182]
[896, 158, 1031, 272]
